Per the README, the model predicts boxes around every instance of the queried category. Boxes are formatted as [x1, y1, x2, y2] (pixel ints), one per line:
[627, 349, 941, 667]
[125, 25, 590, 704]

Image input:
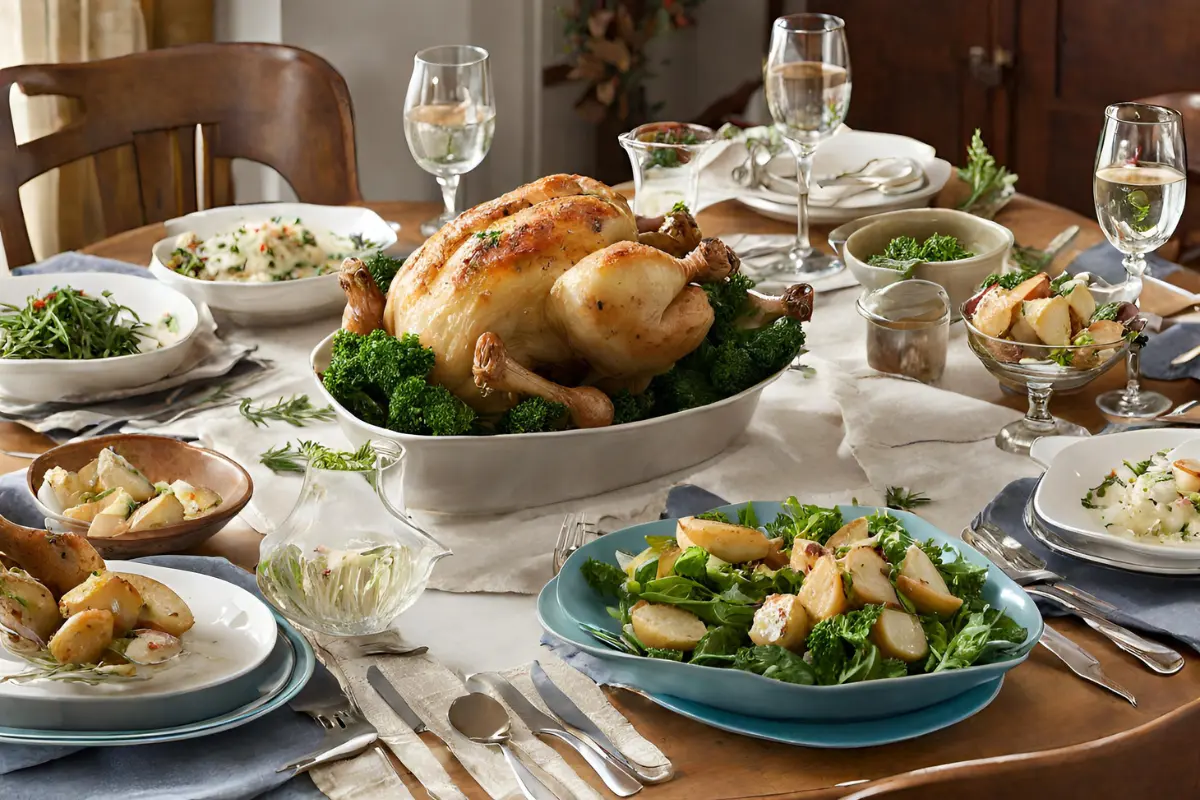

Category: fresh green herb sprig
[239, 395, 335, 428]
[885, 487, 931, 511]
[0, 287, 150, 360]
[646, 128, 699, 168]
[956, 129, 1018, 216]
[867, 233, 974, 278]
[259, 440, 375, 474]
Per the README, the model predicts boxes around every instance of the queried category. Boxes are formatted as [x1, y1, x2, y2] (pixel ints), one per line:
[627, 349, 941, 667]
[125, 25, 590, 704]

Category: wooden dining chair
[1138, 92, 1200, 264]
[841, 696, 1200, 799]
[0, 42, 362, 267]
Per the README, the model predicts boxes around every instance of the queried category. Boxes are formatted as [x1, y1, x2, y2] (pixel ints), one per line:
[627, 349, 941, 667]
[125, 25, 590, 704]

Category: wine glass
[1092, 102, 1186, 419]
[404, 45, 496, 238]
[762, 13, 852, 280]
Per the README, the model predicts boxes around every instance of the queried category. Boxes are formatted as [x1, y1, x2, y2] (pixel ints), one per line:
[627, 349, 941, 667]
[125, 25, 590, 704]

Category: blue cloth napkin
[1140, 323, 1200, 382]
[10, 251, 153, 278]
[0, 474, 327, 799]
[1066, 241, 1182, 283]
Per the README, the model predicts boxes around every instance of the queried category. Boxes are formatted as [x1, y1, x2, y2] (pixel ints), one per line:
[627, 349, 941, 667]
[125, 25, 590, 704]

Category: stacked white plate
[1028, 430, 1200, 575]
[738, 130, 953, 226]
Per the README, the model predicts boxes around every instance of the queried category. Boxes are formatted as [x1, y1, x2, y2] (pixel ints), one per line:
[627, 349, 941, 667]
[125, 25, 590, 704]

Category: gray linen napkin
[0, 538, 326, 798]
[1065, 241, 1182, 282]
[1140, 323, 1200, 381]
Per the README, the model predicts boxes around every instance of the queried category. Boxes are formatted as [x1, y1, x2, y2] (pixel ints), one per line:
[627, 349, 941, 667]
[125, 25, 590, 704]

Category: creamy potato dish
[166, 217, 377, 283]
[1083, 450, 1200, 543]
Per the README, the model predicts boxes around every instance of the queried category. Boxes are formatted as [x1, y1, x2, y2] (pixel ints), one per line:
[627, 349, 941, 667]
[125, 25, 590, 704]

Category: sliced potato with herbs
[843, 546, 900, 609]
[656, 545, 682, 579]
[788, 540, 827, 575]
[87, 489, 137, 538]
[0, 569, 61, 641]
[113, 628, 183, 665]
[825, 517, 870, 551]
[630, 601, 707, 651]
[96, 448, 156, 503]
[871, 608, 929, 662]
[42, 467, 90, 511]
[63, 487, 130, 524]
[59, 572, 144, 636]
[77, 459, 100, 492]
[49, 608, 115, 664]
[750, 593, 810, 651]
[675, 517, 771, 563]
[797, 554, 848, 622]
[170, 480, 222, 518]
[896, 544, 962, 617]
[116, 572, 195, 636]
[0, 523, 105, 598]
[127, 492, 186, 532]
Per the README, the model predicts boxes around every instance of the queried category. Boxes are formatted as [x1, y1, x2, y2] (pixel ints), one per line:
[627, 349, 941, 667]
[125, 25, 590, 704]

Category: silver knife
[1171, 342, 1200, 366]
[1039, 626, 1137, 706]
[530, 661, 673, 784]
[367, 665, 427, 733]
[466, 673, 642, 796]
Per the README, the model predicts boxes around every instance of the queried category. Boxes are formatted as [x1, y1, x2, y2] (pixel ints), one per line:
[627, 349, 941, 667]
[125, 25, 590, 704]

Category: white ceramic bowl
[1030, 430, 1200, 560]
[310, 332, 786, 514]
[836, 208, 1014, 314]
[0, 273, 199, 403]
[0, 561, 277, 731]
[149, 203, 397, 327]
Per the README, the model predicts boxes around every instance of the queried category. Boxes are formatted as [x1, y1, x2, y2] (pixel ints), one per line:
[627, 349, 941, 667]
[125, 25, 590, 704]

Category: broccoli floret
[651, 366, 720, 414]
[702, 272, 756, 341]
[499, 397, 567, 433]
[358, 329, 436, 396]
[322, 330, 389, 424]
[386, 376, 476, 436]
[330, 328, 364, 364]
[363, 251, 404, 294]
[610, 389, 656, 425]
[741, 317, 806, 373]
[709, 341, 760, 394]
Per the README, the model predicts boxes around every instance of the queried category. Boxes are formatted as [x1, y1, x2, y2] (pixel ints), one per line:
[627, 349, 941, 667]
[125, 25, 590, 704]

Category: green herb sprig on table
[239, 395, 335, 428]
[867, 233, 974, 278]
[646, 128, 699, 169]
[956, 129, 1018, 216]
[885, 486, 932, 511]
[259, 440, 375, 474]
[0, 287, 150, 360]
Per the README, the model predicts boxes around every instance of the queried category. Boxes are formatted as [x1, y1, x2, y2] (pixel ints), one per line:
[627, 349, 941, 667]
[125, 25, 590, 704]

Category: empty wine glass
[1092, 102, 1186, 419]
[763, 13, 851, 281]
[404, 45, 496, 238]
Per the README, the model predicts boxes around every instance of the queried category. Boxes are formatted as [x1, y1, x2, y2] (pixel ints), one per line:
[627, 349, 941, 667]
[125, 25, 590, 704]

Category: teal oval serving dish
[549, 501, 1042, 722]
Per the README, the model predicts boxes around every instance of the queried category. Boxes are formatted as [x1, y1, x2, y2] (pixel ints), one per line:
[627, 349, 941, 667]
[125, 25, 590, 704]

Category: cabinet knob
[968, 46, 1013, 87]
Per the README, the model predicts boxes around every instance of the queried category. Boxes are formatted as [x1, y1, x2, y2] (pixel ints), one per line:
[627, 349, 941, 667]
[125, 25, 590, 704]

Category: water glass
[619, 122, 716, 217]
[856, 280, 950, 384]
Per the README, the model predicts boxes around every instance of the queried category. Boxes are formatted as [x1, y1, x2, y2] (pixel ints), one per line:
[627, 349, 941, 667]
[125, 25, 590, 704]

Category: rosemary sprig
[0, 286, 150, 360]
[239, 394, 335, 428]
[0, 641, 143, 685]
[885, 486, 932, 511]
[259, 440, 376, 474]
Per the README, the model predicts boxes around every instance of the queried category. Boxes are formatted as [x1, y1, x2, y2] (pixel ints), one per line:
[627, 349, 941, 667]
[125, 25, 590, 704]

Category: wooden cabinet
[811, 0, 1200, 219]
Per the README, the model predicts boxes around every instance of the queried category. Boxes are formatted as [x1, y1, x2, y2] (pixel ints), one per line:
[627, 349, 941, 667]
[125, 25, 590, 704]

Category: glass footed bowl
[961, 305, 1131, 455]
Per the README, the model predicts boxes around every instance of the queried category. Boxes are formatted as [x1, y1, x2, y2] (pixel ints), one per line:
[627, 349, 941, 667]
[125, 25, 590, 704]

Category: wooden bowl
[26, 434, 253, 558]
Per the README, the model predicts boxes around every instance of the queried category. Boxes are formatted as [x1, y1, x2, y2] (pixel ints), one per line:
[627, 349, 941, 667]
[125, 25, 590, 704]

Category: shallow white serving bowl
[0, 273, 199, 403]
[0, 560, 278, 731]
[836, 208, 1013, 314]
[310, 332, 787, 513]
[1031, 430, 1200, 560]
[148, 203, 396, 327]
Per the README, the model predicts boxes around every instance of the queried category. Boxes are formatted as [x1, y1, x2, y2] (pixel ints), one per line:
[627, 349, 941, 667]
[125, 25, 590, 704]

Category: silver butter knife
[1171, 342, 1200, 366]
[367, 665, 427, 733]
[530, 661, 673, 784]
[1039, 626, 1137, 706]
[467, 673, 642, 796]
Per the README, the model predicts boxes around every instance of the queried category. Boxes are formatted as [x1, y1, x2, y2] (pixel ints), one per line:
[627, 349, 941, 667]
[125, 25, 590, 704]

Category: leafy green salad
[579, 501, 1027, 686]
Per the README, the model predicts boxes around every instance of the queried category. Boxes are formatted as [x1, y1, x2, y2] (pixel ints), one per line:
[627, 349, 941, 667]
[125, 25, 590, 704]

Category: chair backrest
[1137, 92, 1200, 178]
[842, 696, 1200, 800]
[0, 42, 362, 266]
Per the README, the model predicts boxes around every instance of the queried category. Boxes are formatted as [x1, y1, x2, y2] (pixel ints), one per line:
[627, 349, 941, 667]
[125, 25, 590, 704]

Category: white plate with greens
[0, 273, 199, 403]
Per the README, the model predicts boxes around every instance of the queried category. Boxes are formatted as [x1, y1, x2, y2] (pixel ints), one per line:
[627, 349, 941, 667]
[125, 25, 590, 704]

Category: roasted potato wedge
[675, 517, 771, 563]
[762, 537, 790, 569]
[630, 602, 707, 651]
[116, 572, 195, 636]
[656, 546, 682, 579]
[871, 608, 928, 662]
[48, 608, 114, 664]
[0, 519, 105, 598]
[825, 517, 870, 550]
[1065, 283, 1096, 330]
[897, 544, 962, 617]
[170, 480, 222, 518]
[750, 593, 810, 651]
[0, 569, 60, 641]
[127, 493, 186, 532]
[843, 546, 900, 609]
[1022, 296, 1072, 346]
[96, 448, 156, 503]
[797, 554, 848, 622]
[788, 540, 827, 575]
[59, 572, 144, 635]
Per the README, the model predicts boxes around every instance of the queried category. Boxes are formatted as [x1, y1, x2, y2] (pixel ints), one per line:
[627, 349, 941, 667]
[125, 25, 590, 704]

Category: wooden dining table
[1, 194, 1198, 799]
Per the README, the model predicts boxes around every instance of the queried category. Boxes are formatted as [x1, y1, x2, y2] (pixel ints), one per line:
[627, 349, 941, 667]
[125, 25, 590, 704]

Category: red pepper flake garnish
[187, 241, 198, 250]
[44, 292, 57, 301]
[32, 299, 45, 310]
[147, 642, 160, 650]
[260, 243, 267, 252]
[322, 568, 332, 577]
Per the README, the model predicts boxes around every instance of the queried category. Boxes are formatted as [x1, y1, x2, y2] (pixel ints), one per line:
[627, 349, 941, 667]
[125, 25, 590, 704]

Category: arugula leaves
[732, 645, 816, 685]
[581, 558, 627, 597]
[805, 605, 907, 685]
[763, 498, 844, 546]
[867, 234, 974, 278]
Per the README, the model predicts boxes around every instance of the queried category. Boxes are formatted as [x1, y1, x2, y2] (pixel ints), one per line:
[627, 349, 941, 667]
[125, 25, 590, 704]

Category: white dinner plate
[0, 561, 278, 730]
[1030, 430, 1200, 562]
[0, 272, 199, 403]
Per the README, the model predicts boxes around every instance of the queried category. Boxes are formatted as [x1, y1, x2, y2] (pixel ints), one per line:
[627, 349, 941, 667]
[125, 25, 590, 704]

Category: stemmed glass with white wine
[1092, 102, 1186, 419]
[763, 13, 851, 280]
[404, 45, 496, 237]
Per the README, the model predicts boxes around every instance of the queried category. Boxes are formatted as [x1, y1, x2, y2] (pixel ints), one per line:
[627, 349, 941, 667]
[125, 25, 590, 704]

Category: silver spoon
[448, 693, 559, 800]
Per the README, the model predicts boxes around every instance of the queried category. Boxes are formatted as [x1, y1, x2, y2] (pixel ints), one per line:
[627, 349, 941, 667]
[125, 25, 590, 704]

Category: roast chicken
[339, 174, 813, 428]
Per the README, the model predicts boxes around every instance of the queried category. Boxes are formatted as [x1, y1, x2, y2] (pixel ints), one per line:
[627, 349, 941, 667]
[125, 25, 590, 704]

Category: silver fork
[965, 522, 1184, 675]
[279, 703, 379, 775]
[553, 512, 597, 575]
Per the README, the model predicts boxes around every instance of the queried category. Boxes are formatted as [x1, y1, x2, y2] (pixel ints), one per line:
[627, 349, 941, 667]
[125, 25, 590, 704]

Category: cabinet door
[1011, 0, 1200, 216]
[810, 0, 1004, 162]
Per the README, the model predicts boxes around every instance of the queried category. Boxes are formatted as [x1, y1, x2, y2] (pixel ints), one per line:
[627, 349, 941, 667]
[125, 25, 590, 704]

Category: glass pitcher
[619, 122, 716, 217]
[256, 440, 450, 637]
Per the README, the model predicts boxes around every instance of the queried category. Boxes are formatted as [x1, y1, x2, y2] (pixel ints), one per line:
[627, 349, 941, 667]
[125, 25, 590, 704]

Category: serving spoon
[448, 692, 559, 800]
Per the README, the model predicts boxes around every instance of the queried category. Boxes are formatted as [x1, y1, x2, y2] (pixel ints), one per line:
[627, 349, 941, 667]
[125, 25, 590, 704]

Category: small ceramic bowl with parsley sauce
[833, 208, 1013, 318]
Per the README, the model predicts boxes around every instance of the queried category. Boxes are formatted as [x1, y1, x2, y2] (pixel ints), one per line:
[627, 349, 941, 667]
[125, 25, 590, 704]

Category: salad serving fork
[553, 513, 598, 575]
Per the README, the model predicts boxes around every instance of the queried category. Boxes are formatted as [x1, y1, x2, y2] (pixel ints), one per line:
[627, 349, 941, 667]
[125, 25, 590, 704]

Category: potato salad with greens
[167, 217, 377, 283]
[580, 501, 1026, 685]
[1083, 450, 1200, 543]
